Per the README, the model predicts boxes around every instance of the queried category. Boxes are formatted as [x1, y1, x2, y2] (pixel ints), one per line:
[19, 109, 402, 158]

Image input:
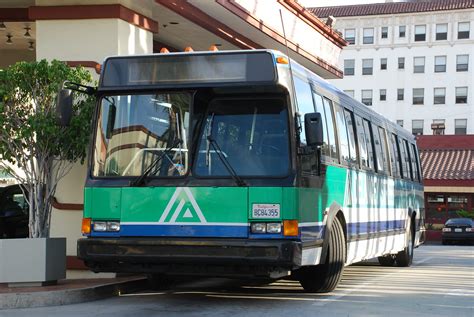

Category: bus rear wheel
[377, 255, 396, 266]
[395, 217, 415, 267]
[299, 216, 346, 293]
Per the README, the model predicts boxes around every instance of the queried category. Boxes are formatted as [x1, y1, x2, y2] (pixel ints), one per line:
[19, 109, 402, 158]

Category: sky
[299, 0, 391, 7]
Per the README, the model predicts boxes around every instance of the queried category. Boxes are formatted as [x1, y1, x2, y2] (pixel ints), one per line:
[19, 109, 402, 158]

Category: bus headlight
[266, 223, 282, 234]
[251, 223, 267, 234]
[93, 221, 120, 232]
[93, 221, 107, 232]
[251, 222, 282, 234]
[107, 221, 121, 232]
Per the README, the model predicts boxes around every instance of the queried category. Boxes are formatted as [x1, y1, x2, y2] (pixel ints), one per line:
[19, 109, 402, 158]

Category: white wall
[331, 9, 474, 135]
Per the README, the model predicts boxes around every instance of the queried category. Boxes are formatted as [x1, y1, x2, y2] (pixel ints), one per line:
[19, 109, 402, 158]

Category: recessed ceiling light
[0, 22, 6, 30]
[28, 41, 34, 51]
[6, 34, 12, 44]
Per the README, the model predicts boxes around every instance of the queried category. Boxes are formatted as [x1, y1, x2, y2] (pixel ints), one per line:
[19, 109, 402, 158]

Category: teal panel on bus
[120, 187, 248, 224]
[83, 187, 92, 218]
[298, 165, 348, 224]
[89, 187, 122, 220]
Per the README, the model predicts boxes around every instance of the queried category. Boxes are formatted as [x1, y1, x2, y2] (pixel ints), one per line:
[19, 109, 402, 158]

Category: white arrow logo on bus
[159, 187, 207, 223]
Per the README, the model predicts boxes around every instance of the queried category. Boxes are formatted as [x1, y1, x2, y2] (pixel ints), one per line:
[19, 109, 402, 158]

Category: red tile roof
[417, 135, 474, 181]
[309, 0, 474, 18]
[420, 149, 473, 180]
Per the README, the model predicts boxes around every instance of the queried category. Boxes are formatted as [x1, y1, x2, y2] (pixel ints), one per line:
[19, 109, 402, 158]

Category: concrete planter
[0, 237, 66, 287]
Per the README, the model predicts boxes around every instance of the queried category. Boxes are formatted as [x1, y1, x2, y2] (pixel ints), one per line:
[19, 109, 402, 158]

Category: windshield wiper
[205, 114, 245, 187]
[130, 138, 182, 187]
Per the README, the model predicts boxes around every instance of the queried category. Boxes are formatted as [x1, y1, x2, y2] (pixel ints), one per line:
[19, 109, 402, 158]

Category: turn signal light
[209, 45, 219, 51]
[81, 218, 91, 235]
[184, 46, 194, 52]
[283, 220, 298, 236]
[160, 47, 170, 53]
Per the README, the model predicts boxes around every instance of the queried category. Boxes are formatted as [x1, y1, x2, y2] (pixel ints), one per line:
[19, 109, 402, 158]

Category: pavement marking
[312, 256, 434, 307]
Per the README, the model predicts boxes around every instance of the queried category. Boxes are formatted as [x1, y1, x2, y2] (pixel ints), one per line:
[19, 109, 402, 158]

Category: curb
[0, 277, 147, 309]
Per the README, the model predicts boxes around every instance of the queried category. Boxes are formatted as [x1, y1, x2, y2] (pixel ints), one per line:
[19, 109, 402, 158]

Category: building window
[455, 119, 467, 135]
[398, 57, 405, 69]
[414, 25, 426, 41]
[455, 87, 468, 103]
[363, 28, 374, 44]
[344, 90, 355, 98]
[380, 89, 387, 101]
[397, 88, 404, 101]
[362, 59, 373, 75]
[456, 54, 469, 72]
[381, 26, 388, 39]
[413, 57, 425, 73]
[458, 22, 470, 39]
[399, 25, 406, 38]
[396, 120, 404, 127]
[344, 59, 355, 76]
[434, 88, 446, 104]
[413, 88, 424, 104]
[362, 90, 373, 106]
[435, 24, 448, 40]
[412, 120, 424, 135]
[434, 56, 447, 72]
[345, 28, 355, 45]
[380, 58, 387, 70]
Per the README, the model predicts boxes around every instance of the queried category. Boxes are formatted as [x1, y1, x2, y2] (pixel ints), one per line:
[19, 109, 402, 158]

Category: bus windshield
[195, 98, 290, 177]
[92, 93, 191, 177]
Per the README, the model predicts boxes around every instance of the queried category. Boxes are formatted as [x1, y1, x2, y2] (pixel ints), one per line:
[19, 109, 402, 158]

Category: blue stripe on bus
[118, 224, 249, 238]
[300, 220, 406, 241]
[91, 220, 406, 239]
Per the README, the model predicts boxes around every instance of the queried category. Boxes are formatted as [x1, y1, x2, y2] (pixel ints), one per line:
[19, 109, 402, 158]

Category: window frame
[397, 88, 404, 101]
[363, 28, 374, 44]
[456, 54, 469, 72]
[413, 56, 425, 73]
[414, 25, 426, 41]
[412, 119, 424, 135]
[412, 88, 424, 105]
[362, 59, 373, 75]
[345, 28, 356, 44]
[454, 119, 467, 135]
[435, 23, 448, 40]
[455, 87, 468, 104]
[361, 89, 373, 106]
[434, 55, 447, 73]
[344, 59, 355, 76]
[458, 22, 470, 39]
[433, 87, 446, 104]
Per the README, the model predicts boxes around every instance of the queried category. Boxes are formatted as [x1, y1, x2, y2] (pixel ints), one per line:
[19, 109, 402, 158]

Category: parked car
[0, 184, 29, 238]
[442, 218, 473, 245]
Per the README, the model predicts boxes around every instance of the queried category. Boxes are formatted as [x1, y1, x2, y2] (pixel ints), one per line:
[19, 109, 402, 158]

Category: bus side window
[355, 115, 370, 170]
[322, 98, 339, 162]
[362, 119, 375, 170]
[403, 139, 414, 180]
[293, 76, 315, 145]
[398, 137, 408, 179]
[409, 143, 420, 182]
[334, 104, 350, 165]
[312, 92, 330, 158]
[377, 127, 391, 175]
[371, 123, 386, 174]
[343, 109, 358, 166]
[412, 143, 422, 183]
[390, 133, 401, 178]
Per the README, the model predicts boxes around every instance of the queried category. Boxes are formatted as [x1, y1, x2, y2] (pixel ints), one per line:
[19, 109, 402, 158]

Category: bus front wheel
[298, 216, 346, 293]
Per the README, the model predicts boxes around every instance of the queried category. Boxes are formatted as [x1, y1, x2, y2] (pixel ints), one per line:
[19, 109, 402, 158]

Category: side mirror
[105, 104, 117, 139]
[56, 89, 73, 126]
[304, 112, 323, 147]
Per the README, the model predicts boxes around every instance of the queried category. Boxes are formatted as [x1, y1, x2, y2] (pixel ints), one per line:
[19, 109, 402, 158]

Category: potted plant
[0, 60, 94, 286]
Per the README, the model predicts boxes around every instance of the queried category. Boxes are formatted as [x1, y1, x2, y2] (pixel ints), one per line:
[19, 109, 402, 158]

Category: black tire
[378, 255, 396, 266]
[396, 217, 415, 267]
[299, 216, 346, 293]
[147, 273, 174, 290]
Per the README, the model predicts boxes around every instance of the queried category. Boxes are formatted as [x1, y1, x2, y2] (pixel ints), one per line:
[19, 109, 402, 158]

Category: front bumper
[78, 237, 302, 277]
[442, 232, 474, 241]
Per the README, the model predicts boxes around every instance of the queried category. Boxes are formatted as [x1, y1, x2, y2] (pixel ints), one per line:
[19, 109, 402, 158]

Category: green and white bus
[65, 50, 424, 292]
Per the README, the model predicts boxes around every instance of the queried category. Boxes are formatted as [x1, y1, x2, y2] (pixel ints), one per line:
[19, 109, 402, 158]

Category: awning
[420, 149, 474, 180]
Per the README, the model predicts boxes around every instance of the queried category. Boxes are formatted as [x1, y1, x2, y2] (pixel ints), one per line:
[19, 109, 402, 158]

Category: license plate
[252, 204, 280, 219]
[455, 228, 462, 232]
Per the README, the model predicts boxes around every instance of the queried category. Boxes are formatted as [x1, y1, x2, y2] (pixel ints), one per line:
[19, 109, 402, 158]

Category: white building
[310, 0, 474, 135]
